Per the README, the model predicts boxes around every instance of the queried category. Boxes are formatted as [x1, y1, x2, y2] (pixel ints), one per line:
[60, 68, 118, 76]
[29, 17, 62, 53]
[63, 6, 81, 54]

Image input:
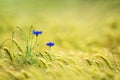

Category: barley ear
[85, 59, 92, 66]
[2, 47, 13, 63]
[13, 39, 23, 53]
[97, 56, 113, 70]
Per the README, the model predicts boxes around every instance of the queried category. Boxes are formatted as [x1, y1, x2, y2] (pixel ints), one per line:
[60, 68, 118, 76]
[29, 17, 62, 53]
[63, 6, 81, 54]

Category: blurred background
[0, 0, 120, 51]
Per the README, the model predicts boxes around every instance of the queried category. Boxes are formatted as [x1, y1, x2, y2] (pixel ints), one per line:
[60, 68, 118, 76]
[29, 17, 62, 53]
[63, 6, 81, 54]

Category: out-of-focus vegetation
[0, 0, 120, 80]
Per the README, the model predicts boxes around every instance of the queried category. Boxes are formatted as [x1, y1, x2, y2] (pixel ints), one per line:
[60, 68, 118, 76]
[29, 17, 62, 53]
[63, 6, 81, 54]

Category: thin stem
[31, 36, 38, 51]
[12, 32, 14, 52]
[25, 40, 31, 58]
[30, 34, 34, 49]
[0, 39, 10, 49]
[29, 26, 33, 48]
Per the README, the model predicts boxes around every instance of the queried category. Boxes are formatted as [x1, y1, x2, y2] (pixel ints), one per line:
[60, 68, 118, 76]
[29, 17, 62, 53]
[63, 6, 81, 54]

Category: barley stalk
[85, 59, 92, 66]
[45, 51, 52, 60]
[39, 59, 47, 69]
[2, 47, 13, 63]
[57, 59, 68, 65]
[0, 39, 10, 49]
[97, 56, 113, 70]
[93, 60, 101, 67]
[13, 39, 23, 53]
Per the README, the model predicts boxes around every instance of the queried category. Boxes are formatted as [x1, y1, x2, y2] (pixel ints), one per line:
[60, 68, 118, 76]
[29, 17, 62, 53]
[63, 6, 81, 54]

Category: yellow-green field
[0, 0, 120, 80]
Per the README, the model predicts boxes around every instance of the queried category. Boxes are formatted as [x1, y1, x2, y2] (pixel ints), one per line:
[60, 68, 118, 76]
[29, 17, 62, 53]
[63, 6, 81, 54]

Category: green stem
[25, 40, 32, 58]
[31, 36, 38, 51]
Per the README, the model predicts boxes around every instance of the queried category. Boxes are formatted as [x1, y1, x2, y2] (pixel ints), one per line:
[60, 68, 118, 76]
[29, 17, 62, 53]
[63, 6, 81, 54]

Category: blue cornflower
[32, 30, 42, 36]
[46, 42, 55, 47]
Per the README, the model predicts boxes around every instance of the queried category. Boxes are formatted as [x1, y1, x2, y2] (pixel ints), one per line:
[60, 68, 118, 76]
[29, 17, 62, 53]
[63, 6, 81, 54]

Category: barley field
[0, 0, 120, 80]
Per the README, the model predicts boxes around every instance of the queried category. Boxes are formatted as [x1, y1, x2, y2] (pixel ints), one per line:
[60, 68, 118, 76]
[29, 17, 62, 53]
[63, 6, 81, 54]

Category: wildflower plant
[25, 28, 43, 58]
[44, 42, 55, 61]
[0, 26, 55, 67]
[31, 30, 42, 49]
[24, 27, 55, 60]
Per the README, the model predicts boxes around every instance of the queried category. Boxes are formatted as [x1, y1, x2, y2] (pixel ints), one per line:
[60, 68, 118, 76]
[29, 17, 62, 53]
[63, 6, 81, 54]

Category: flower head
[46, 42, 55, 47]
[32, 30, 42, 36]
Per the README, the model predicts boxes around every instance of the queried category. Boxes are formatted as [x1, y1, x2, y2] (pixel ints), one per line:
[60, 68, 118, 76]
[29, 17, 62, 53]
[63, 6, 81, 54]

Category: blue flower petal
[46, 42, 55, 47]
[32, 30, 42, 36]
